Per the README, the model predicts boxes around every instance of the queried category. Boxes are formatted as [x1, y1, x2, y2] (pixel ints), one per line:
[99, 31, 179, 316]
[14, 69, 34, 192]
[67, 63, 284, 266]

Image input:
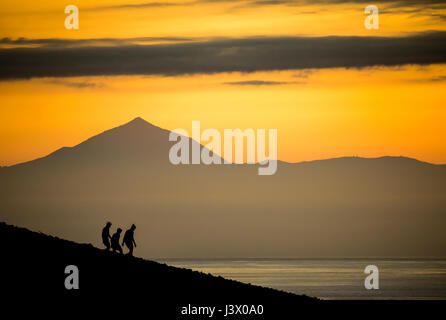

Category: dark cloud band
[87, 0, 446, 10]
[0, 32, 445, 80]
[224, 80, 291, 85]
[0, 36, 196, 48]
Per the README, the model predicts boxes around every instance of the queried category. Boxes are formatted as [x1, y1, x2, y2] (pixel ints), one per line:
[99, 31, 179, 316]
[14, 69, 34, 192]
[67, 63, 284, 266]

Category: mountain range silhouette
[1, 117, 445, 258]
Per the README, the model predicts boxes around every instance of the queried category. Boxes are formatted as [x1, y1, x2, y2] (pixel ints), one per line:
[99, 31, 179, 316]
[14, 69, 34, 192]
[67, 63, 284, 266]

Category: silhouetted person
[123, 224, 137, 256]
[102, 222, 112, 250]
[111, 228, 123, 254]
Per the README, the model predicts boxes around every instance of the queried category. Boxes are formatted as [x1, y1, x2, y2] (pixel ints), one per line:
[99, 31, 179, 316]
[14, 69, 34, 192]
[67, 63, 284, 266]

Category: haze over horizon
[1, 116, 445, 259]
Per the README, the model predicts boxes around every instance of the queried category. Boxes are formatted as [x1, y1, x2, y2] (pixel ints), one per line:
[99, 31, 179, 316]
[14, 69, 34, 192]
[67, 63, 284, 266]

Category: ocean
[157, 259, 446, 300]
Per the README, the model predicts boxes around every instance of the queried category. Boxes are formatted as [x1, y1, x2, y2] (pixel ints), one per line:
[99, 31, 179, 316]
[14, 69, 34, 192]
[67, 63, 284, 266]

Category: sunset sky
[0, 0, 445, 166]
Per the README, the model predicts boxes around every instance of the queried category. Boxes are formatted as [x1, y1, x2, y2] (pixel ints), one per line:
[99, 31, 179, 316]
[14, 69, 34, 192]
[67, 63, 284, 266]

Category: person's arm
[133, 239, 137, 247]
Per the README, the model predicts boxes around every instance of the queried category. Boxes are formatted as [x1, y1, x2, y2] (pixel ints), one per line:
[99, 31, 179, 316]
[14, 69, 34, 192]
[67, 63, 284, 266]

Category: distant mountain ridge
[5, 117, 442, 169]
[1, 117, 445, 258]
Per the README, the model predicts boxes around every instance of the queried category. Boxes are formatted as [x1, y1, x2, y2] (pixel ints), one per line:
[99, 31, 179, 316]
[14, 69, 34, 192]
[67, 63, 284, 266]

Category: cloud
[86, 1, 190, 11]
[211, 0, 446, 8]
[0, 32, 445, 80]
[259, 0, 446, 6]
[224, 80, 293, 85]
[409, 75, 446, 83]
[429, 75, 446, 82]
[230, 0, 446, 16]
[293, 69, 314, 78]
[81, 0, 446, 13]
[429, 13, 446, 21]
[0, 37, 196, 48]
[46, 80, 103, 89]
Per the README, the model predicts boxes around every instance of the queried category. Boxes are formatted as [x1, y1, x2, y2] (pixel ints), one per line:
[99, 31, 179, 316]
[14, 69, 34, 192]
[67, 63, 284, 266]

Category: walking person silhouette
[111, 228, 123, 254]
[102, 222, 112, 250]
[123, 224, 137, 256]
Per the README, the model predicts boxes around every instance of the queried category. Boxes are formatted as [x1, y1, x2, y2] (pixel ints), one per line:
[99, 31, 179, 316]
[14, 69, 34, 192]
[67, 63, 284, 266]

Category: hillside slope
[1, 222, 444, 318]
[0, 222, 316, 317]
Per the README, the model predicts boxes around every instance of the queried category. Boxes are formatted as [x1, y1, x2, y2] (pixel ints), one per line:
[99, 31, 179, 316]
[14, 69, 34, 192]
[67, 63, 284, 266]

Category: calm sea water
[156, 259, 446, 300]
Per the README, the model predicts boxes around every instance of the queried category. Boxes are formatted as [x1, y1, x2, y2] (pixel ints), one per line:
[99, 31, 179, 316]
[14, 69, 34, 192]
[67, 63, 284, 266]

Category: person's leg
[118, 245, 123, 254]
[125, 242, 133, 256]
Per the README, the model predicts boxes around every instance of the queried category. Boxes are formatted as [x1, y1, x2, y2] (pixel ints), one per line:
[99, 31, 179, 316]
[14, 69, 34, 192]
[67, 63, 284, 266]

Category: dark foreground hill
[0, 222, 316, 317]
[1, 222, 444, 318]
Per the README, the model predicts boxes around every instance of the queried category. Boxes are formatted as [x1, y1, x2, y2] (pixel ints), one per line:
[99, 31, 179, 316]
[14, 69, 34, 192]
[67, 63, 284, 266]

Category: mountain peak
[117, 116, 164, 132]
[118, 117, 169, 135]
[127, 116, 148, 125]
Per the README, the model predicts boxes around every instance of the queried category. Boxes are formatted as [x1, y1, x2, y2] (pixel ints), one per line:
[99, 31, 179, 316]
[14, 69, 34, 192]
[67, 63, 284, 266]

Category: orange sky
[0, 1, 445, 166]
